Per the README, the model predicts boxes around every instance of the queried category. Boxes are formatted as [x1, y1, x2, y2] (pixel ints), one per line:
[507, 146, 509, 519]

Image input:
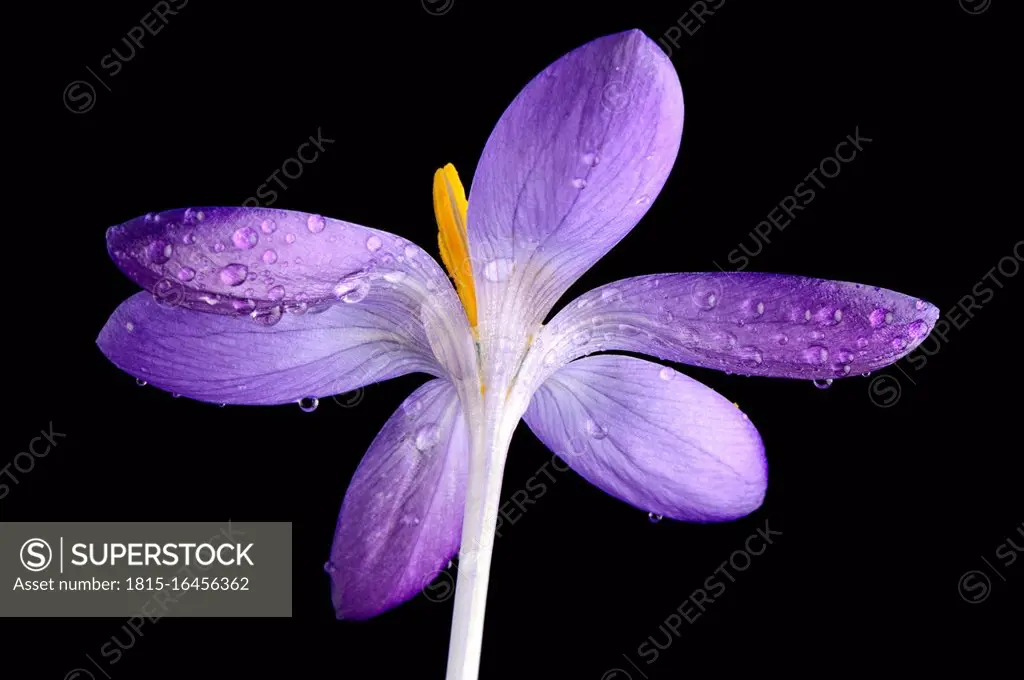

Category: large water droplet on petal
[585, 419, 608, 440]
[414, 423, 441, 451]
[908, 319, 929, 338]
[658, 367, 674, 381]
[803, 345, 829, 364]
[177, 266, 196, 282]
[261, 219, 277, 234]
[298, 397, 319, 412]
[262, 249, 278, 265]
[307, 215, 326, 233]
[148, 240, 172, 264]
[232, 226, 259, 249]
[869, 308, 891, 327]
[366, 236, 383, 252]
[738, 345, 764, 367]
[571, 177, 587, 189]
[267, 285, 286, 301]
[250, 306, 282, 326]
[334, 274, 370, 303]
[219, 263, 248, 287]
[648, 512, 663, 523]
[483, 258, 514, 282]
[813, 378, 833, 390]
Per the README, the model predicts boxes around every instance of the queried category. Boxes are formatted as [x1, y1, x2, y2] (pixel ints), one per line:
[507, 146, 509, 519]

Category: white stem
[444, 396, 522, 680]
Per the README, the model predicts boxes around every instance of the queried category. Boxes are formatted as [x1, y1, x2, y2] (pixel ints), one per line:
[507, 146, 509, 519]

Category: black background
[8, 0, 1020, 677]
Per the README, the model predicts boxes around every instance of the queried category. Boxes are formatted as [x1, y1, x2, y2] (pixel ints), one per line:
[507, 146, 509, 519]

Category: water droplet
[404, 245, 418, 259]
[571, 177, 587, 189]
[144, 212, 155, 222]
[125, 321, 135, 332]
[832, 309, 843, 323]
[414, 423, 441, 451]
[182, 231, 196, 245]
[808, 330, 825, 341]
[383, 270, 407, 284]
[483, 258, 514, 282]
[635, 194, 650, 206]
[261, 219, 277, 234]
[148, 240, 172, 264]
[754, 301, 765, 317]
[285, 233, 296, 244]
[298, 397, 319, 412]
[585, 419, 608, 440]
[648, 512, 663, 523]
[774, 333, 789, 346]
[891, 337, 906, 350]
[803, 309, 812, 322]
[334, 274, 370, 303]
[219, 263, 248, 287]
[833, 364, 852, 376]
[262, 249, 278, 265]
[835, 350, 855, 364]
[738, 345, 764, 367]
[323, 561, 336, 574]
[232, 298, 256, 313]
[307, 214, 326, 233]
[601, 288, 621, 302]
[915, 299, 927, 311]
[366, 236, 383, 252]
[404, 399, 423, 418]
[572, 330, 590, 346]
[250, 306, 282, 326]
[212, 242, 226, 254]
[803, 345, 829, 364]
[813, 378, 833, 390]
[232, 226, 259, 249]
[908, 319, 928, 338]
[171, 393, 180, 398]
[582, 152, 600, 166]
[177, 267, 196, 282]
[869, 308, 891, 327]
[659, 367, 674, 381]
[856, 336, 869, 349]
[136, 378, 147, 387]
[267, 285, 286, 300]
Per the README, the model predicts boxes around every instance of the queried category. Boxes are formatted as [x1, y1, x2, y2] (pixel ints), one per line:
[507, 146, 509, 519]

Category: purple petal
[97, 292, 441, 405]
[466, 30, 684, 356]
[328, 379, 467, 619]
[532, 273, 939, 381]
[523, 355, 766, 522]
[105, 206, 465, 323]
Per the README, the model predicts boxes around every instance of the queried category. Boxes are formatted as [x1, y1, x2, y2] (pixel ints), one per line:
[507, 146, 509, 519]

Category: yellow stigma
[433, 163, 477, 329]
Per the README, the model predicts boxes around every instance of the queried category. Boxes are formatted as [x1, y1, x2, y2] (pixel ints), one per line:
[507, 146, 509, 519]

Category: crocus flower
[97, 30, 936, 680]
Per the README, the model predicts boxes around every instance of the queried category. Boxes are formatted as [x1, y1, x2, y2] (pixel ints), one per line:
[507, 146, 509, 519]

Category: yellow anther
[433, 163, 477, 329]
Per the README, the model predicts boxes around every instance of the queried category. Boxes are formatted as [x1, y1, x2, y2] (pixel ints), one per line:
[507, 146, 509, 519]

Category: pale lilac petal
[103, 207, 476, 386]
[97, 292, 440, 405]
[328, 379, 467, 619]
[466, 30, 684, 378]
[530, 273, 939, 382]
[523, 355, 766, 522]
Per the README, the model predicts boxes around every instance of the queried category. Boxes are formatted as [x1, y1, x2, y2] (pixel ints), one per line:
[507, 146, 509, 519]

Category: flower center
[433, 163, 478, 329]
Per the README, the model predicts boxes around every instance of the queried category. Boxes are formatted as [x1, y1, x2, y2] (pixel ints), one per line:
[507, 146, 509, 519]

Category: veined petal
[466, 30, 684, 375]
[328, 379, 468, 619]
[97, 292, 440, 405]
[103, 207, 476, 387]
[529, 273, 939, 382]
[523, 355, 766, 522]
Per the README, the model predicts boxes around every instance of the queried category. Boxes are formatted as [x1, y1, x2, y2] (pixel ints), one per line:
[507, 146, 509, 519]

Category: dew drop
[182, 231, 197, 245]
[803, 345, 829, 364]
[658, 366, 674, 381]
[366, 236, 383, 252]
[136, 378, 147, 387]
[813, 378, 833, 390]
[261, 219, 277, 234]
[307, 214, 326, 233]
[232, 298, 256, 313]
[219, 263, 248, 287]
[267, 285, 286, 300]
[833, 309, 843, 323]
[232, 226, 259, 249]
[571, 177, 587, 189]
[774, 332, 789, 346]
[908, 319, 929, 338]
[892, 337, 906, 350]
[297, 397, 319, 412]
[250, 306, 282, 326]
[915, 299, 927, 311]
[323, 561, 336, 574]
[262, 249, 278, 265]
[148, 240, 172, 264]
[835, 350, 855, 364]
[856, 336, 869, 349]
[803, 309, 812, 322]
[483, 258, 514, 282]
[635, 195, 651, 206]
[404, 245, 418, 259]
[334, 274, 370, 303]
[869, 308, 891, 327]
[125, 321, 135, 332]
[285, 233, 296, 244]
[738, 345, 764, 367]
[212, 243, 226, 254]
[754, 301, 765, 317]
[585, 419, 608, 440]
[383, 270, 407, 284]
[648, 512, 663, 523]
[177, 266, 196, 282]
[582, 152, 600, 166]
[415, 423, 441, 451]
